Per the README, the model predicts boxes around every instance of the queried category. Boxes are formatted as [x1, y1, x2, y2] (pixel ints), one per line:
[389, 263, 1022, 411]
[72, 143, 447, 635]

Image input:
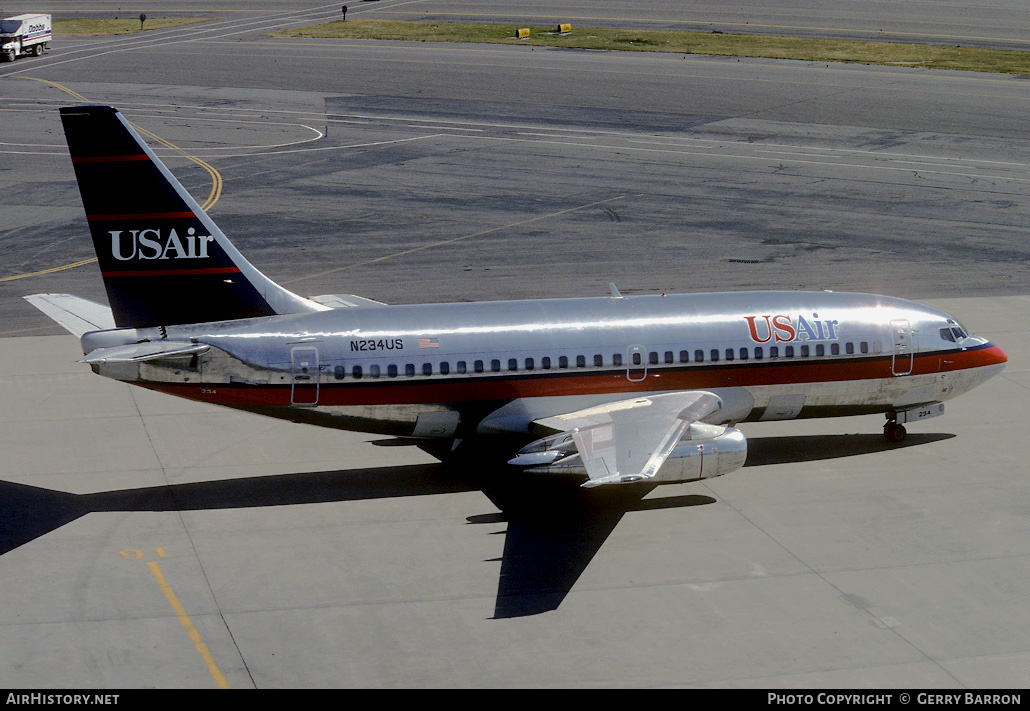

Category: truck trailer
[1, 14, 51, 61]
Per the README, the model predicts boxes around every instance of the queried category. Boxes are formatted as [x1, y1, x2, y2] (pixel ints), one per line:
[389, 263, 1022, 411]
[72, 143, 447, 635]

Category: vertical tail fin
[59, 106, 324, 328]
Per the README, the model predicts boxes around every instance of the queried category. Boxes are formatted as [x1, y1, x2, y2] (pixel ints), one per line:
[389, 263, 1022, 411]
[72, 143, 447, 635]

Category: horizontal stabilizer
[24, 293, 116, 337]
[81, 341, 209, 364]
[310, 294, 387, 308]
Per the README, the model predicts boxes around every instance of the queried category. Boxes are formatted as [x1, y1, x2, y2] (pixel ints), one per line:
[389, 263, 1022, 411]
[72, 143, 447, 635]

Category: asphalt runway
[9, 0, 1030, 48]
[0, 1, 1028, 689]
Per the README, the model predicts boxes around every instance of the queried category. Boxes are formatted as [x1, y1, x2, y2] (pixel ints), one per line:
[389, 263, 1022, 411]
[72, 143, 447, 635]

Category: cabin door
[291, 346, 320, 405]
[890, 320, 914, 376]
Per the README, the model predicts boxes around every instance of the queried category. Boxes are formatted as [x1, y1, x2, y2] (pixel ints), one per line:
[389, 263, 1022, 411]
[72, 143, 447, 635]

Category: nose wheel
[883, 418, 907, 443]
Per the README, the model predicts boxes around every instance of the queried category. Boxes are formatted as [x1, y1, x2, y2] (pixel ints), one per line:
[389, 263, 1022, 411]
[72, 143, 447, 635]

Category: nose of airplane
[981, 342, 1008, 379]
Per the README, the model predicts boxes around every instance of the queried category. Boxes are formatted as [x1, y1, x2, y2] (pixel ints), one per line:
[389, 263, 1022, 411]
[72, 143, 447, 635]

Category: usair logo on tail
[108, 228, 215, 261]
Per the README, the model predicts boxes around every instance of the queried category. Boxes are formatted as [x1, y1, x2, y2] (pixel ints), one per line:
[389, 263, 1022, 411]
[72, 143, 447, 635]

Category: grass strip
[275, 19, 1030, 75]
[54, 17, 213, 36]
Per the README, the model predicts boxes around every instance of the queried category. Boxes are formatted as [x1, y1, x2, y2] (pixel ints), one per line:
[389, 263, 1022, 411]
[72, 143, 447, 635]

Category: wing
[510, 391, 724, 487]
[24, 293, 116, 337]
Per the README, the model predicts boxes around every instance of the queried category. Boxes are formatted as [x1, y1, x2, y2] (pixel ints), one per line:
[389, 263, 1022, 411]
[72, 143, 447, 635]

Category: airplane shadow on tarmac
[0, 432, 953, 619]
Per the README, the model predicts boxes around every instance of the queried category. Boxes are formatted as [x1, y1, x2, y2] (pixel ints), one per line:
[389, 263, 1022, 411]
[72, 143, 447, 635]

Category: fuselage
[81, 290, 1008, 441]
[44, 106, 1010, 486]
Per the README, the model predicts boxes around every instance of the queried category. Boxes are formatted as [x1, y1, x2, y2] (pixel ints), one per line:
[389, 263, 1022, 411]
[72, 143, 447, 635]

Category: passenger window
[800, 345, 810, 357]
[559, 356, 569, 369]
[334, 365, 345, 380]
[815, 344, 824, 357]
[508, 358, 518, 371]
[873, 341, 882, 353]
[491, 359, 501, 372]
[542, 357, 551, 369]
[739, 348, 748, 360]
[422, 363, 433, 376]
[769, 346, 778, 358]
[369, 364, 380, 378]
[680, 350, 689, 363]
[664, 351, 674, 364]
[860, 342, 868, 354]
[387, 364, 398, 378]
[439, 362, 449, 375]
[830, 343, 839, 356]
[755, 347, 763, 360]
[846, 342, 854, 355]
[405, 363, 415, 377]
[456, 361, 466, 374]
[525, 358, 534, 370]
[613, 353, 623, 367]
[576, 355, 586, 368]
[648, 352, 658, 365]
[352, 365, 363, 379]
[474, 360, 484, 373]
[710, 349, 719, 362]
[785, 346, 794, 358]
[725, 348, 734, 361]
[694, 350, 704, 363]
[594, 354, 603, 367]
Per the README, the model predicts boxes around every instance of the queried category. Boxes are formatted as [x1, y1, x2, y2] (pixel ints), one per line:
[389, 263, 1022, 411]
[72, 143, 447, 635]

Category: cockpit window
[940, 327, 956, 343]
[951, 327, 967, 341]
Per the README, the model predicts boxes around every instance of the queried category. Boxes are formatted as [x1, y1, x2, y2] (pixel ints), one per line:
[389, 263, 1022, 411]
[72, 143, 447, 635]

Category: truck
[1, 13, 51, 62]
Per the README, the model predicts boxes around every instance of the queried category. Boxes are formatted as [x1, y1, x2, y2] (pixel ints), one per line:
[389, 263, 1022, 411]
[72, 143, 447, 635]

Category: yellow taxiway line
[3, 78, 223, 282]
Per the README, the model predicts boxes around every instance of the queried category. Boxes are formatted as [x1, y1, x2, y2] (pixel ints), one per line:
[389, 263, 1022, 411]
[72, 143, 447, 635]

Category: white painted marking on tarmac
[518, 132, 597, 139]
[408, 125, 484, 131]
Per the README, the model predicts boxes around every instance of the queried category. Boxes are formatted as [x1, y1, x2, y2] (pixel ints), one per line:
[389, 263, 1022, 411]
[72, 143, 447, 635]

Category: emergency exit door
[627, 345, 647, 381]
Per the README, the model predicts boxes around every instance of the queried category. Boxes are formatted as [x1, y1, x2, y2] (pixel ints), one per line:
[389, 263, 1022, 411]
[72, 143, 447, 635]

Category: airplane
[26, 106, 1008, 490]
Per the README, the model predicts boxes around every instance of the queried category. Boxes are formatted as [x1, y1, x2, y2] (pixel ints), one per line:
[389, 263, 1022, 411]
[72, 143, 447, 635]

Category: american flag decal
[418, 337, 439, 349]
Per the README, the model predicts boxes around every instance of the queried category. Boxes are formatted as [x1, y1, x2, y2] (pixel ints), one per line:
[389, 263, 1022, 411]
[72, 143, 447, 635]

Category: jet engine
[509, 423, 747, 486]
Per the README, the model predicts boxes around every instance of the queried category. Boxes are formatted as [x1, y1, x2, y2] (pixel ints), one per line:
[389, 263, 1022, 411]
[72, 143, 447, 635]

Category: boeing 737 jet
[26, 106, 1008, 489]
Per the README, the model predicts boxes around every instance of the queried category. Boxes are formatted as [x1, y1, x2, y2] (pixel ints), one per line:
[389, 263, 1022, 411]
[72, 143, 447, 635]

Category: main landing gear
[883, 416, 907, 443]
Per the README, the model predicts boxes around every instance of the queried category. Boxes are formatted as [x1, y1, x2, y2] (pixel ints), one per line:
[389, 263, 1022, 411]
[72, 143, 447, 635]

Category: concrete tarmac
[0, 1, 1028, 689]
[0, 296, 1025, 688]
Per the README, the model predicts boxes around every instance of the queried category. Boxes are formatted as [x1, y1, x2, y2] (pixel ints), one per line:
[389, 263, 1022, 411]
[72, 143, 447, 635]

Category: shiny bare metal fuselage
[81, 289, 1007, 441]
[35, 106, 1008, 488]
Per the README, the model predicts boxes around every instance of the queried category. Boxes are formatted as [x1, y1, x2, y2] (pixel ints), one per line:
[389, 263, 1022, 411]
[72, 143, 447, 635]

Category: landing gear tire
[884, 422, 907, 443]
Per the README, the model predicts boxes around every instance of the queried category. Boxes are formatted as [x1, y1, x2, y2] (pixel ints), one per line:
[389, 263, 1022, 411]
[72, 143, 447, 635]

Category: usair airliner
[27, 106, 1008, 489]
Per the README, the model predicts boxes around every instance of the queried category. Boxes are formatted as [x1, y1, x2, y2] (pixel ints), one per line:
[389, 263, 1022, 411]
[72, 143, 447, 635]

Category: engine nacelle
[511, 423, 747, 485]
[653, 424, 747, 483]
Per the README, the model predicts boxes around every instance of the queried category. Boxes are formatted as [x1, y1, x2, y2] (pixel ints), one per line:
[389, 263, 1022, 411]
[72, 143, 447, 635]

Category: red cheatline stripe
[72, 154, 150, 163]
[140, 343, 1007, 409]
[86, 211, 195, 222]
[102, 266, 241, 278]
